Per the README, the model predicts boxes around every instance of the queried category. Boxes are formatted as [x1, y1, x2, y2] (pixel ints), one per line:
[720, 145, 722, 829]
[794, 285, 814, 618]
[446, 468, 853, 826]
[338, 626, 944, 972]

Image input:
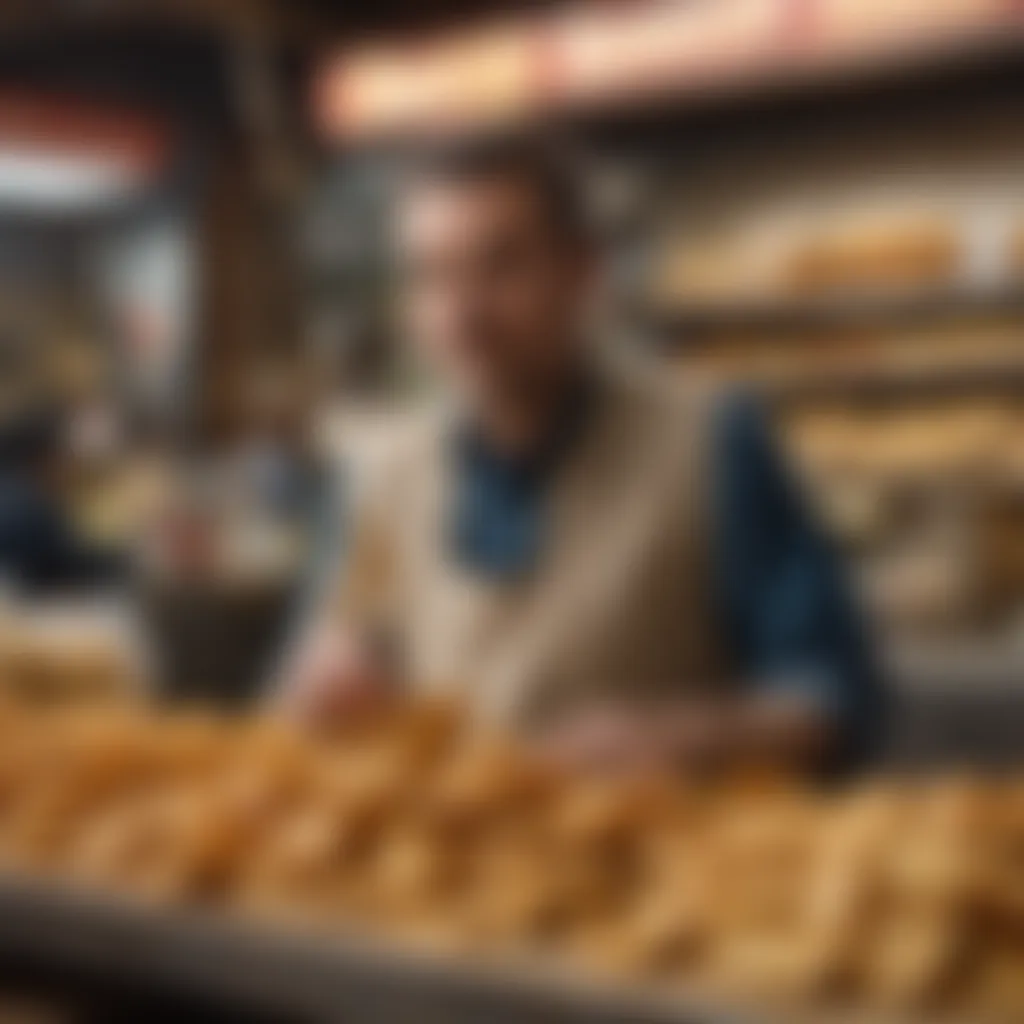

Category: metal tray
[0, 875, 755, 1024]
[0, 876, 953, 1024]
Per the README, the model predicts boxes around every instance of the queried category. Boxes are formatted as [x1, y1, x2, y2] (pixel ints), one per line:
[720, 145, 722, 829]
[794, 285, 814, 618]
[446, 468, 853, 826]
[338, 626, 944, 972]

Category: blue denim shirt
[451, 391, 884, 771]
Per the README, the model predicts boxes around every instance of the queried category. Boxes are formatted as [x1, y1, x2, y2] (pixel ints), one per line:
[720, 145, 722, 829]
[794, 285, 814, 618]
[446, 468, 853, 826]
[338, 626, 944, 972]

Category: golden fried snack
[858, 909, 966, 1009]
[712, 932, 839, 1001]
[457, 849, 572, 947]
[964, 946, 1024, 1022]
[546, 777, 683, 851]
[318, 747, 416, 839]
[235, 803, 360, 923]
[576, 878, 710, 978]
[64, 779, 263, 902]
[422, 739, 559, 837]
[781, 215, 959, 296]
[0, 701, 1019, 1021]
[145, 710, 230, 778]
[63, 786, 196, 893]
[0, 779, 90, 869]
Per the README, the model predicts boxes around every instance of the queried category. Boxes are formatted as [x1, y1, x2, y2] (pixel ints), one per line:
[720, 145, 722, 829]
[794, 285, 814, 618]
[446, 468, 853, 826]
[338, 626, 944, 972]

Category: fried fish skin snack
[0, 720, 54, 816]
[205, 722, 324, 843]
[421, 739, 560, 838]
[454, 778, 681, 952]
[857, 909, 967, 1010]
[570, 867, 712, 978]
[711, 932, 845, 1002]
[63, 785, 198, 895]
[3, 700, 1024, 1021]
[0, 710, 166, 869]
[235, 743, 440, 923]
[369, 698, 465, 771]
[360, 822, 465, 925]
[148, 710, 238, 778]
[63, 773, 276, 903]
[962, 946, 1024, 1022]
[455, 849, 576, 949]
[545, 776, 688, 851]
[318, 745, 420, 838]
[791, 847, 886, 997]
[0, 778, 94, 869]
[234, 801, 367, 923]
[27, 708, 161, 789]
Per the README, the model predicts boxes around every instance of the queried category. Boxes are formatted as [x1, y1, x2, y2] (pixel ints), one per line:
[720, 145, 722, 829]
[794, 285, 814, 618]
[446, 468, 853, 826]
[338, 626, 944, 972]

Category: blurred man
[0, 403, 121, 594]
[280, 137, 883, 775]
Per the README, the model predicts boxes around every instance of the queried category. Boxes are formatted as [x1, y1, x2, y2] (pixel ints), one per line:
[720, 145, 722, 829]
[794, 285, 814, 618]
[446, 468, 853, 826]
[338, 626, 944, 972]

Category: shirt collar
[451, 366, 598, 492]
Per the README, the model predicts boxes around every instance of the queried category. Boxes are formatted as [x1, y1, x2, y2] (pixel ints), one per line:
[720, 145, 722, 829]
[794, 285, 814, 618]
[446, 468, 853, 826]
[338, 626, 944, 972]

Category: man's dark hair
[396, 133, 591, 248]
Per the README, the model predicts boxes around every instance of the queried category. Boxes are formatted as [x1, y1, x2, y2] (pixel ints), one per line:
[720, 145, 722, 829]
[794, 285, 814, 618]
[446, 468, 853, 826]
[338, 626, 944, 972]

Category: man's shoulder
[332, 400, 449, 508]
[602, 350, 730, 436]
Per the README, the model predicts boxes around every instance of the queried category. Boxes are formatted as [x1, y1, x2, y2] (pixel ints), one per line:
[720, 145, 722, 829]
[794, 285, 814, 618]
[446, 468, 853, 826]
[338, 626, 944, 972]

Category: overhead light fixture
[0, 148, 143, 213]
[0, 91, 169, 215]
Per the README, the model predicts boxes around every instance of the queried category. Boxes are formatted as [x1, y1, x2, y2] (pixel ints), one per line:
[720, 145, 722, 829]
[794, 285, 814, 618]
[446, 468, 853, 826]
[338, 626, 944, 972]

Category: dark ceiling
[0, 0, 572, 139]
[288, 0, 566, 35]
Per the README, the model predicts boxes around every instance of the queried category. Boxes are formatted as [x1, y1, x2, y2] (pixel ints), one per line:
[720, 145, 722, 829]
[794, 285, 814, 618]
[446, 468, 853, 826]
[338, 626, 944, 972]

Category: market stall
[1, 2, 1023, 1021]
[0, 702, 1019, 1022]
[307, 0, 1024, 762]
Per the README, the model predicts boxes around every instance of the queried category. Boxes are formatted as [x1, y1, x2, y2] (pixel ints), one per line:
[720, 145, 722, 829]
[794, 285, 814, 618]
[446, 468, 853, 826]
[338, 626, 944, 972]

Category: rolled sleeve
[712, 393, 886, 771]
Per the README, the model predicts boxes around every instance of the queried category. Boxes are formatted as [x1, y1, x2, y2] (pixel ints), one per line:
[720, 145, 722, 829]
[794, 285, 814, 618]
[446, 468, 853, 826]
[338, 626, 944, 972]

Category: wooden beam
[0, 0, 337, 47]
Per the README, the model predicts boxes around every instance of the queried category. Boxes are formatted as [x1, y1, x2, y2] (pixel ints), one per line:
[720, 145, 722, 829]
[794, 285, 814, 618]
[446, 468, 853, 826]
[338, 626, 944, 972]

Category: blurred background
[1, 0, 1024, 747]
[0, 3, 1023, 1021]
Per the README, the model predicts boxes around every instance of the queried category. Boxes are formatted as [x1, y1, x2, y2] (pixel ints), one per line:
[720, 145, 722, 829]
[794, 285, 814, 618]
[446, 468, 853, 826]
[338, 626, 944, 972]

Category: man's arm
[537, 394, 885, 777]
[271, 462, 398, 725]
[535, 692, 831, 776]
[712, 392, 885, 774]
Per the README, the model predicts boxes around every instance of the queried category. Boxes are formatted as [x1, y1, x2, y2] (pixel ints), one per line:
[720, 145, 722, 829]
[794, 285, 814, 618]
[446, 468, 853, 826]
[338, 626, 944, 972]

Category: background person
[0, 402, 123, 595]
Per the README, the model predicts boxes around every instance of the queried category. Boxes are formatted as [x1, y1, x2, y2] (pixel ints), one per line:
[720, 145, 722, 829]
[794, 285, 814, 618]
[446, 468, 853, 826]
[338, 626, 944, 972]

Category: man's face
[395, 175, 591, 408]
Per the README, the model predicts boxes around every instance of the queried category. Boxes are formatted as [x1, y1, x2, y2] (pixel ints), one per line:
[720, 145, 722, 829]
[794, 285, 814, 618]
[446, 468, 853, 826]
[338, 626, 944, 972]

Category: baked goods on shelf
[679, 318, 1024, 389]
[780, 400, 1024, 481]
[777, 399, 1024, 634]
[652, 232, 784, 307]
[652, 211, 964, 308]
[779, 213, 960, 297]
[0, 603, 142, 706]
[0, 701, 1020, 1020]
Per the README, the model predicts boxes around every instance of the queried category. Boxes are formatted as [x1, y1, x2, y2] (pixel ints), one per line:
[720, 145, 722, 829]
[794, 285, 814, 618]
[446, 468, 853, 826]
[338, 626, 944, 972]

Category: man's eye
[483, 242, 528, 276]
[401, 260, 444, 286]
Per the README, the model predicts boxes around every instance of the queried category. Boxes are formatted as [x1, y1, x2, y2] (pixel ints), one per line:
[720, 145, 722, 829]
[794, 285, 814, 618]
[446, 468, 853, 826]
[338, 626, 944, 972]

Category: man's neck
[475, 364, 588, 459]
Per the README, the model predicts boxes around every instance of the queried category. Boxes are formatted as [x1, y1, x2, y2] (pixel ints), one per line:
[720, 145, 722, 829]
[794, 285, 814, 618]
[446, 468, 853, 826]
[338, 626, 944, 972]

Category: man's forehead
[396, 175, 549, 244]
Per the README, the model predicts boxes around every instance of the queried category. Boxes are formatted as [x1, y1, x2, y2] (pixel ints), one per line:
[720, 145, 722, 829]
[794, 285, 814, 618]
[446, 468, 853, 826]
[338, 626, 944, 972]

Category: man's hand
[532, 695, 832, 777]
[533, 704, 724, 777]
[276, 625, 394, 727]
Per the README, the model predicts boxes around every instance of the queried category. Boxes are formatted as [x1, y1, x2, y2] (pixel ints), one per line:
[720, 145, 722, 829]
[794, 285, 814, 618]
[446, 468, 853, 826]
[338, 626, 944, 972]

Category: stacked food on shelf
[654, 211, 967, 310]
[776, 396, 1024, 637]
[0, 698, 1020, 1020]
[650, 201, 1024, 648]
[678, 320, 1024, 391]
[652, 206, 1024, 310]
[784, 399, 1022, 482]
[0, 601, 142, 706]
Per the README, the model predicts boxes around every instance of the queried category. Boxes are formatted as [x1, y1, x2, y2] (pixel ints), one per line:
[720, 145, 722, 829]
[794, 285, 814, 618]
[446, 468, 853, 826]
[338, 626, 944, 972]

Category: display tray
[0, 876, 984, 1024]
[0, 874, 753, 1024]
